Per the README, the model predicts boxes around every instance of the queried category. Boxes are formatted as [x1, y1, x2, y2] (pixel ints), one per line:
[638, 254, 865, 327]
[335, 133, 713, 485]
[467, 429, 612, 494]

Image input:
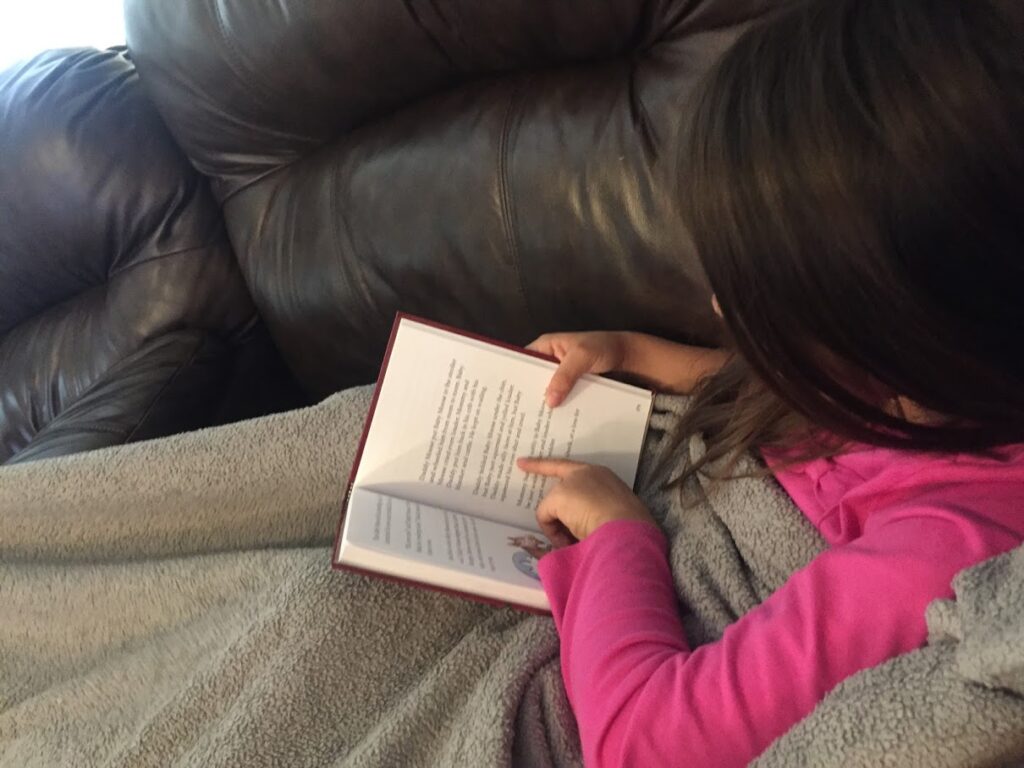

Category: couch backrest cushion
[126, 0, 775, 397]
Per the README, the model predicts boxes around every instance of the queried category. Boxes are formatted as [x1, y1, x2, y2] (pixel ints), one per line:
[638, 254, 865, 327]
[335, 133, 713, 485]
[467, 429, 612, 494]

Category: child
[516, 0, 1024, 764]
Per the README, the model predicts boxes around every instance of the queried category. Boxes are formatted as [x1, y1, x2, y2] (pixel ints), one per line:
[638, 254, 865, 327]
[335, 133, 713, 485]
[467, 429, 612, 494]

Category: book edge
[396, 312, 653, 399]
[331, 312, 405, 565]
[633, 392, 656, 491]
[335, 561, 551, 616]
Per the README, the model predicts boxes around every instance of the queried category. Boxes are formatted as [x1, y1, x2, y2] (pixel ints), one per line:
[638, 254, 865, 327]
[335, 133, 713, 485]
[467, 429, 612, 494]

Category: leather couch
[1, 0, 771, 464]
[123, 0, 770, 400]
[0, 48, 302, 464]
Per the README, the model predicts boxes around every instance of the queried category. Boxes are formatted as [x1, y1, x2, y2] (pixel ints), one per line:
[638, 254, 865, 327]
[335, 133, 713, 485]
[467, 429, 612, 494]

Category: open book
[332, 314, 653, 613]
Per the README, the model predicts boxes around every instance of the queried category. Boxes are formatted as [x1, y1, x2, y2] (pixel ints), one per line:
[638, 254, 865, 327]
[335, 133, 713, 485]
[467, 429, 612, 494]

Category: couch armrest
[0, 48, 258, 462]
[7, 332, 228, 465]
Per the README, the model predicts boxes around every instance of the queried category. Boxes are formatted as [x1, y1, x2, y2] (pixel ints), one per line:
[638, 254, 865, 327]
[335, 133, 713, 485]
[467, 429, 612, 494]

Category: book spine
[395, 311, 561, 365]
[340, 480, 355, 522]
[331, 314, 405, 564]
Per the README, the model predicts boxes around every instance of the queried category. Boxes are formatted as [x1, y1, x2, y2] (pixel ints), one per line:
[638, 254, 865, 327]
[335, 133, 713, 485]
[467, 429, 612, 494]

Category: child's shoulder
[773, 440, 1024, 545]
[853, 442, 1024, 538]
[859, 441, 1024, 487]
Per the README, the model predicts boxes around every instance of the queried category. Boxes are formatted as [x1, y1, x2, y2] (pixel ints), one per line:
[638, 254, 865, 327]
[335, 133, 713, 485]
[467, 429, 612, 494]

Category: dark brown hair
[670, 0, 1024, 485]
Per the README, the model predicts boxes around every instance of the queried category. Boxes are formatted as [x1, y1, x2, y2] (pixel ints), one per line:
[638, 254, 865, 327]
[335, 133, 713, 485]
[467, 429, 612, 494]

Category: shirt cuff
[538, 518, 669, 582]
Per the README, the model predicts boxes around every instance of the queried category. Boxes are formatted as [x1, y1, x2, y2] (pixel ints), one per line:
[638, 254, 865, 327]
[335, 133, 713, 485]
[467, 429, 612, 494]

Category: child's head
[681, 0, 1024, 455]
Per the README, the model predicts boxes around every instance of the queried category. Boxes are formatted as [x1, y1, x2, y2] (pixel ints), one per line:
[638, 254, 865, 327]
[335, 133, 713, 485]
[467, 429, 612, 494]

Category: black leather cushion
[0, 48, 258, 463]
[126, 0, 773, 398]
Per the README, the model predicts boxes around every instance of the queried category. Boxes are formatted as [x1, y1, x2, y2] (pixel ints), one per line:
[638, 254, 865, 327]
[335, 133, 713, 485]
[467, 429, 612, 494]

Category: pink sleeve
[537, 513, 1020, 768]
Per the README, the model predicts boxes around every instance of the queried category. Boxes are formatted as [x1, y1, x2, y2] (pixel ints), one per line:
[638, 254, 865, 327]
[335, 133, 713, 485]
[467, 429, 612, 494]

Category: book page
[354, 318, 652, 528]
[340, 487, 551, 595]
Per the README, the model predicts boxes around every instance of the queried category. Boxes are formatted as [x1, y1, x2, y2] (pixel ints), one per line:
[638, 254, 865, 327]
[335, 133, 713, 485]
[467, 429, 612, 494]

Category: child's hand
[516, 457, 658, 548]
[526, 331, 630, 408]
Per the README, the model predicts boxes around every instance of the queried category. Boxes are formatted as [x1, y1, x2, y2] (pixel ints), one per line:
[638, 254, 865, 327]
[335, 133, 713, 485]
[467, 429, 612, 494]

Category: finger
[525, 335, 554, 354]
[516, 457, 588, 478]
[546, 348, 592, 407]
[535, 497, 576, 548]
[537, 517, 576, 549]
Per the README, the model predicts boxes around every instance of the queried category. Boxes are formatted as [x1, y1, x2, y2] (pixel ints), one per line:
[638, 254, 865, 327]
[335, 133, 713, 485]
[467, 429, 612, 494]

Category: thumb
[535, 496, 578, 547]
[546, 348, 593, 407]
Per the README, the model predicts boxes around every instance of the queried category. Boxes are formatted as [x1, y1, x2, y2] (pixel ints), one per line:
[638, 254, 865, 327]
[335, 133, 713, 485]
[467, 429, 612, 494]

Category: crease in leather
[627, 55, 660, 162]
[124, 333, 208, 443]
[1, 251, 234, 456]
[208, 0, 281, 115]
[633, 0, 660, 51]
[663, 0, 770, 40]
[107, 239, 220, 282]
[400, 0, 459, 72]
[251, 172, 284, 246]
[496, 80, 534, 324]
[428, 0, 471, 66]
[330, 154, 384, 325]
[116, 168, 204, 271]
[5, 332, 213, 463]
[218, 151, 303, 207]
[7, 240, 221, 340]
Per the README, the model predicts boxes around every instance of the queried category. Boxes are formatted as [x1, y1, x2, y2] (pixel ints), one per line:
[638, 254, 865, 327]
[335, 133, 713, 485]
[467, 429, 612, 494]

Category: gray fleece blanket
[1, 386, 1022, 767]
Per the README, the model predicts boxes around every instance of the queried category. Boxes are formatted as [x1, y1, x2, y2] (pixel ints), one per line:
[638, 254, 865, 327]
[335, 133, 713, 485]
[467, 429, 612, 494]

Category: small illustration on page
[507, 534, 553, 581]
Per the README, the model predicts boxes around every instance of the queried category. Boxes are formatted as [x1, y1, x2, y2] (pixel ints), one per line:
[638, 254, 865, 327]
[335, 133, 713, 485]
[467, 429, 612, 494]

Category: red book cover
[329, 309, 647, 618]
[331, 312, 563, 616]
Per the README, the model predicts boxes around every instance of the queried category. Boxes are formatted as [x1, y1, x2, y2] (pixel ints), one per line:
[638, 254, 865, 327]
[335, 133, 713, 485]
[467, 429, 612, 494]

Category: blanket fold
[1, 387, 1021, 767]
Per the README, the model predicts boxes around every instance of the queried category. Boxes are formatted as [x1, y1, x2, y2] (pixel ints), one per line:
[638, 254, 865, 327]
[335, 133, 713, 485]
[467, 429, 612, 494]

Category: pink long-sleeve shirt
[537, 443, 1024, 767]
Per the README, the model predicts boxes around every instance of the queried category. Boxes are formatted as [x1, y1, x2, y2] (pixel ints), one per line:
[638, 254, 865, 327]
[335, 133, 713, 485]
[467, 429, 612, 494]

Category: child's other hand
[526, 331, 629, 408]
[516, 457, 658, 547]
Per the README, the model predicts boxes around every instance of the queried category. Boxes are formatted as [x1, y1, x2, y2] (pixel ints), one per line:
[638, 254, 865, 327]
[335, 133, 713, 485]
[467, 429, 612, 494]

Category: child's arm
[537, 509, 1020, 767]
[619, 332, 730, 395]
[526, 331, 728, 407]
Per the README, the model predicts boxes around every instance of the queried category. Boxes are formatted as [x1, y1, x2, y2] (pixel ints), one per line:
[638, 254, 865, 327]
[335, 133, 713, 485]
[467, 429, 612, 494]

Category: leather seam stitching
[124, 336, 207, 443]
[107, 241, 217, 281]
[2, 241, 218, 338]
